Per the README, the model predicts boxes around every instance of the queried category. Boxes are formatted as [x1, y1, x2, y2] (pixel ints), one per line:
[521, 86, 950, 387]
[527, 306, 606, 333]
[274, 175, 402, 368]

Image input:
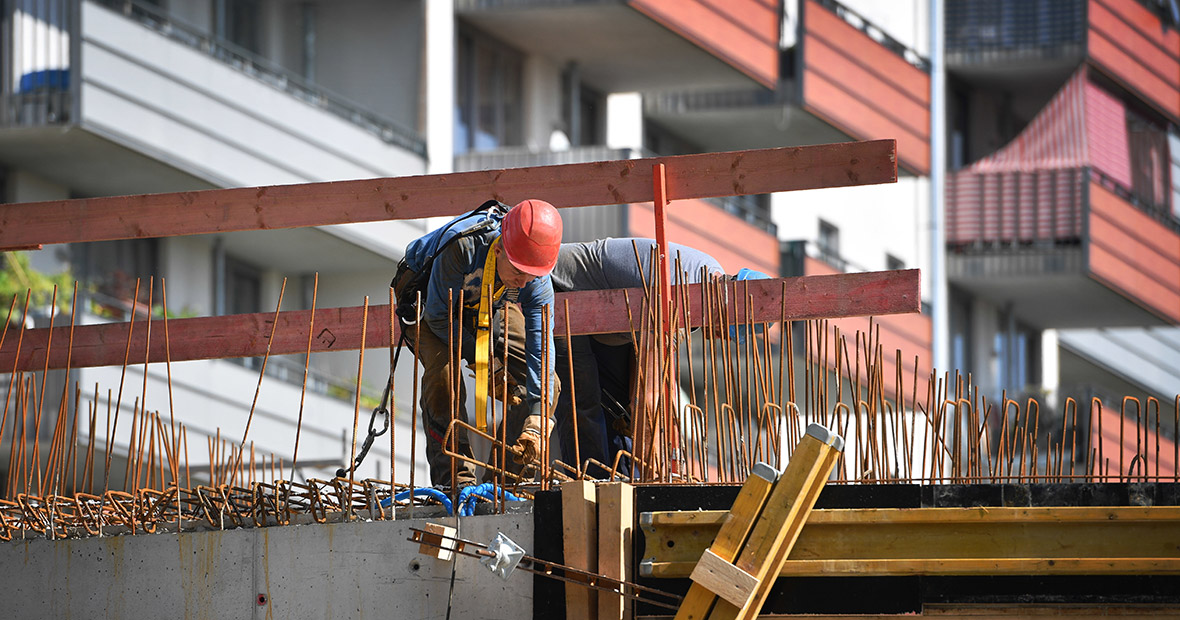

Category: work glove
[512, 429, 541, 465]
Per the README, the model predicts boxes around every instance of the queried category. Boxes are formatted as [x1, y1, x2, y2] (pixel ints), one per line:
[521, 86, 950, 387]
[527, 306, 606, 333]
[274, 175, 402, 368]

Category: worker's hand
[512, 430, 542, 465]
[491, 365, 523, 407]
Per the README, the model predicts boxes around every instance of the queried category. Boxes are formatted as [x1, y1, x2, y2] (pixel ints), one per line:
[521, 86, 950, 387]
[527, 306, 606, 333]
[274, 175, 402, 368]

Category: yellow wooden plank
[708, 424, 844, 620]
[645, 556, 1180, 577]
[643, 506, 1180, 572]
[672, 462, 779, 620]
[562, 480, 598, 620]
[597, 482, 633, 620]
[645, 505, 1180, 527]
[774, 557, 1180, 576]
[690, 549, 759, 609]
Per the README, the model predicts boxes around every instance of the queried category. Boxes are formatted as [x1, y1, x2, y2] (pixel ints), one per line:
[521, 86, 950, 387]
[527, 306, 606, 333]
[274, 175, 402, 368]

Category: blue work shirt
[404, 210, 556, 411]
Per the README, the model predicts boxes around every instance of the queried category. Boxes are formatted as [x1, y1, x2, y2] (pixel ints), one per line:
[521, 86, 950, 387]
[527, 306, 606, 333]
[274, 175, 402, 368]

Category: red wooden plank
[0, 141, 896, 249]
[0, 270, 919, 372]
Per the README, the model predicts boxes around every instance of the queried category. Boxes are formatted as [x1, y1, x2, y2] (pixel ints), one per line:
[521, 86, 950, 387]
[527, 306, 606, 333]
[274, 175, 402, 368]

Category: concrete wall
[1, 512, 533, 619]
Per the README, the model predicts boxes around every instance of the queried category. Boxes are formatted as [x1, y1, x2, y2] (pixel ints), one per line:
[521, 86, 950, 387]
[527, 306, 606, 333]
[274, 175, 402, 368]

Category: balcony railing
[0, 0, 79, 127]
[945, 0, 1086, 65]
[3, 0, 426, 156]
[455, 145, 777, 235]
[947, 167, 1088, 248]
[91, 0, 425, 156]
[815, 0, 930, 71]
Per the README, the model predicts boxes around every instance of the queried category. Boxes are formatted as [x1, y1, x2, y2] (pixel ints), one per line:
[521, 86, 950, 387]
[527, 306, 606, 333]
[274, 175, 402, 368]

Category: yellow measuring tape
[474, 237, 506, 432]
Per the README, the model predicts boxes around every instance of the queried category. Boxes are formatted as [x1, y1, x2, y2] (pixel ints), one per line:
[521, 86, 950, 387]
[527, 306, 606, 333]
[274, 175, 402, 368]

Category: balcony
[947, 167, 1180, 328]
[0, 0, 427, 199]
[946, 0, 1086, 74]
[946, 64, 1179, 329]
[946, 0, 1179, 124]
[454, 0, 778, 92]
[642, 0, 931, 175]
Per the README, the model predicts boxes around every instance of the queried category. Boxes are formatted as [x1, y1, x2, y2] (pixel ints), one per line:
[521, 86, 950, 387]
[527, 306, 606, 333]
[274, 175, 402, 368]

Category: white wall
[771, 176, 931, 294]
[839, 0, 929, 57]
[160, 236, 215, 317]
[522, 55, 564, 152]
[312, 0, 423, 133]
[606, 92, 643, 150]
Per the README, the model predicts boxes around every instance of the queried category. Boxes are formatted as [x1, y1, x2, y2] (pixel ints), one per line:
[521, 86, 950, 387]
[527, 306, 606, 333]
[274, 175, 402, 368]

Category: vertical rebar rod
[292, 273, 318, 473]
[348, 296, 370, 520]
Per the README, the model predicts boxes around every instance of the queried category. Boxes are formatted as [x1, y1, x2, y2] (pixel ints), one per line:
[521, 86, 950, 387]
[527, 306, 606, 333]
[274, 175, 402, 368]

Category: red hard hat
[501, 199, 562, 276]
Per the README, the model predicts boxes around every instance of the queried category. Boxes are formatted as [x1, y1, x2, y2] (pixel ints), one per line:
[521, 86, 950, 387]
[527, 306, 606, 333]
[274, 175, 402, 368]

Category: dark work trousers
[553, 335, 634, 478]
[413, 303, 556, 488]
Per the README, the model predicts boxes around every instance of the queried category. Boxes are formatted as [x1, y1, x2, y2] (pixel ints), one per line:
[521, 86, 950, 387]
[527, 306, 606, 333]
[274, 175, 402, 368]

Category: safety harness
[337, 200, 509, 478]
[474, 237, 506, 432]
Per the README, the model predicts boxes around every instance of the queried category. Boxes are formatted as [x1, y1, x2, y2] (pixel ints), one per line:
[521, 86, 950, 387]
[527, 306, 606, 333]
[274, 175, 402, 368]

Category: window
[216, 0, 261, 55]
[886, 254, 905, 271]
[560, 66, 605, 147]
[1127, 111, 1169, 211]
[225, 257, 261, 315]
[817, 220, 840, 264]
[455, 27, 523, 154]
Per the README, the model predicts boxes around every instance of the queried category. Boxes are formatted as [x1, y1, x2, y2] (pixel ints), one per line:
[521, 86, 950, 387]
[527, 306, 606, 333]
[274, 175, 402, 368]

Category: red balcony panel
[947, 169, 1087, 246]
[803, 69, 931, 176]
[801, 0, 931, 174]
[630, 0, 779, 88]
[804, 35, 929, 136]
[1088, 0, 1180, 123]
[804, 257, 933, 400]
[1088, 182, 1180, 324]
[627, 198, 780, 277]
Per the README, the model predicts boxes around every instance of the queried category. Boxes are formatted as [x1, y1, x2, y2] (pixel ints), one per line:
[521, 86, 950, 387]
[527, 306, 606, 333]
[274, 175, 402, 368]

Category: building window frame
[454, 25, 524, 155]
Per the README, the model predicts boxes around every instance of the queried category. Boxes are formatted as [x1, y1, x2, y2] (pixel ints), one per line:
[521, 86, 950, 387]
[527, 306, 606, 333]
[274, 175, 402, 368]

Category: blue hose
[456, 483, 523, 517]
[380, 484, 521, 516]
[383, 487, 454, 515]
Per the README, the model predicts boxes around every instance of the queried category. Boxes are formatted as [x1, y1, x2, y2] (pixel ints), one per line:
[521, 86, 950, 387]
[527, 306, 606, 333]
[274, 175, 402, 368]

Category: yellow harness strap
[474, 237, 505, 432]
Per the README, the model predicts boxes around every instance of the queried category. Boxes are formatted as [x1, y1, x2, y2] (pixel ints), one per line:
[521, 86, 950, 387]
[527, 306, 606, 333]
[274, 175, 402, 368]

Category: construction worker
[550, 237, 769, 477]
[393, 199, 562, 489]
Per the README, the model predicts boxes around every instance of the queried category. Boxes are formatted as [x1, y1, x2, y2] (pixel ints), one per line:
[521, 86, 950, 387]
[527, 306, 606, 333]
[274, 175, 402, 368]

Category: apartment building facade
[943, 0, 1179, 417]
[4, 0, 1171, 486]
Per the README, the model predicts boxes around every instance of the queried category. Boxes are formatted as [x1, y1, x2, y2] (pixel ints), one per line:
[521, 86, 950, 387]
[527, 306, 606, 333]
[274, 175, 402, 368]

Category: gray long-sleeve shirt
[550, 237, 724, 293]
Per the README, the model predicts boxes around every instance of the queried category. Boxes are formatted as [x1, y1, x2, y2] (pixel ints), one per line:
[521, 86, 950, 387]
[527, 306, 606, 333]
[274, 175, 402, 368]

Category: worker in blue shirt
[394, 200, 563, 489]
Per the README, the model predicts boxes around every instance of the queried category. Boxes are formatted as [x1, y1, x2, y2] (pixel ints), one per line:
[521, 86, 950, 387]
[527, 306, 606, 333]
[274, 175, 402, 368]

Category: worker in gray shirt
[550, 238, 733, 477]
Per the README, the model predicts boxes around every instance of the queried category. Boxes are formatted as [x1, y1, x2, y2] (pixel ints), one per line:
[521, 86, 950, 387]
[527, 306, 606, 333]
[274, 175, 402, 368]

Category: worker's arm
[518, 277, 558, 417]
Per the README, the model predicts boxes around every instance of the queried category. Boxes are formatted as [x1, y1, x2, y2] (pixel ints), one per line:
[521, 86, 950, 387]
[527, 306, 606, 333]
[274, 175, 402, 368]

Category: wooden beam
[597, 482, 634, 620]
[0, 141, 896, 248]
[641, 506, 1180, 578]
[0, 270, 919, 373]
[562, 479, 598, 620]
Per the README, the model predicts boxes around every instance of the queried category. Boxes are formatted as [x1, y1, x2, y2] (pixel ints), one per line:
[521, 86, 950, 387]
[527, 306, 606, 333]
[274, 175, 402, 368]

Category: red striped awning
[967, 67, 1131, 186]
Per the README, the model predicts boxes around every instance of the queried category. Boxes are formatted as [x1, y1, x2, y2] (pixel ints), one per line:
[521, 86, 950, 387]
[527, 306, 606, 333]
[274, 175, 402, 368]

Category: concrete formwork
[1, 512, 533, 619]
